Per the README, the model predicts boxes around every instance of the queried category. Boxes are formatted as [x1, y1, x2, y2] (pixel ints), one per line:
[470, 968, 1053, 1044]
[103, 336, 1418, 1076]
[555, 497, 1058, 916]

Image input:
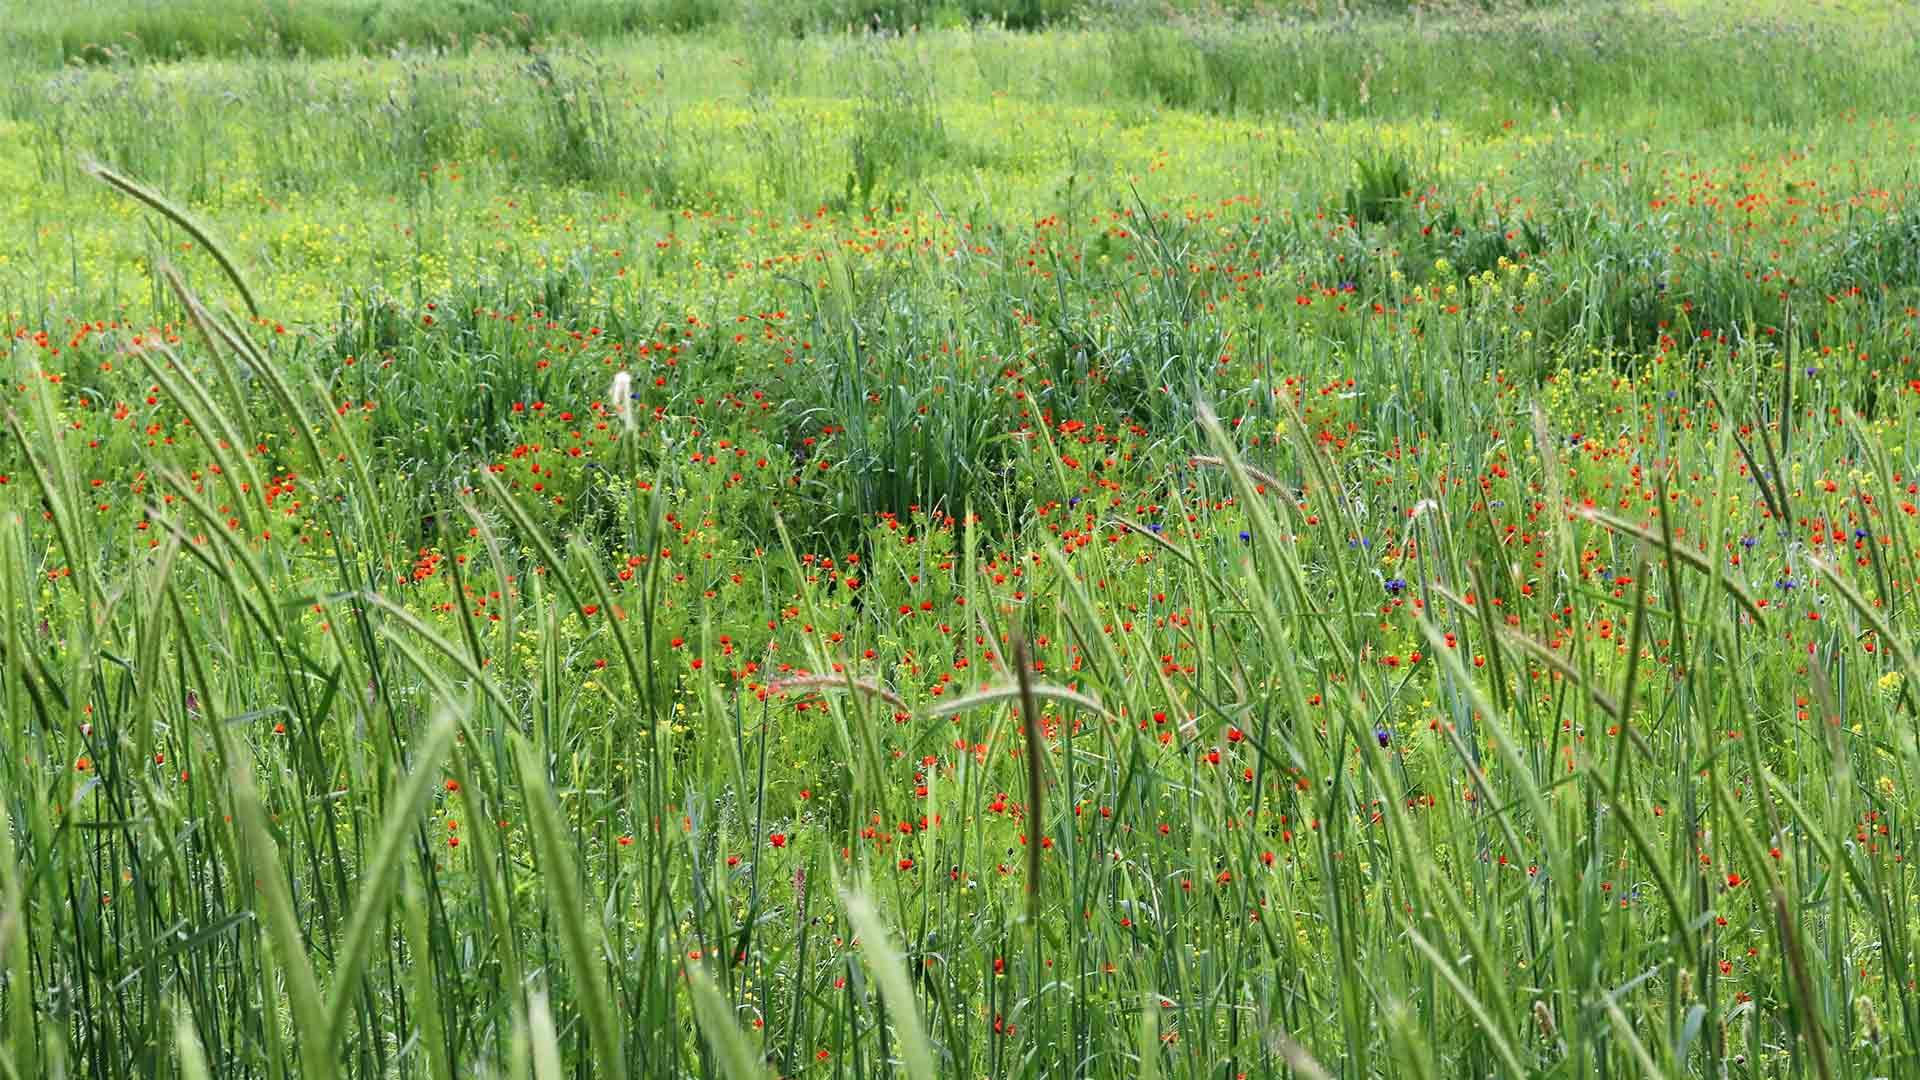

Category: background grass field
[3, 0, 1920, 1076]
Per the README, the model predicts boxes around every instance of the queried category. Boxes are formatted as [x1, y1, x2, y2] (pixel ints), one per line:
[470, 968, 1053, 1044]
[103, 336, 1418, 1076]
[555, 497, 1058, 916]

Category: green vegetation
[12, 0, 1081, 65]
[3, 0, 1919, 1076]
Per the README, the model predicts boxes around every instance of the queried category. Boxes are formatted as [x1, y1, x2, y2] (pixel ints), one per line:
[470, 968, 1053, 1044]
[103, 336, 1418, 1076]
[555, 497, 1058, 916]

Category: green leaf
[512, 734, 629, 1080]
[231, 759, 329, 1080]
[324, 708, 458, 1049]
[688, 964, 776, 1080]
[844, 889, 937, 1080]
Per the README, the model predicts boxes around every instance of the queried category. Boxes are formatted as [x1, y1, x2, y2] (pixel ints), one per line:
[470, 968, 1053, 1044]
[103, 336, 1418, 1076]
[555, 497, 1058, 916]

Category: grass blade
[844, 888, 937, 1080]
[511, 735, 628, 1080]
[322, 709, 458, 1049]
[688, 964, 776, 1080]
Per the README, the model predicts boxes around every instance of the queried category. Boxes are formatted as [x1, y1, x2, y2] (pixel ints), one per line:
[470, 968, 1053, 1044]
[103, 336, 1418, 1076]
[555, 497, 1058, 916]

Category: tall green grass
[4, 3, 1920, 1077]
[7, 157, 1919, 1077]
[11, 0, 1078, 66]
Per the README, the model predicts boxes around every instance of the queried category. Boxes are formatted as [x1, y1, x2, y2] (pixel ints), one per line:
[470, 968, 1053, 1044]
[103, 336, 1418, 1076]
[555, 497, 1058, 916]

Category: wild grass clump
[840, 52, 974, 212]
[1343, 150, 1412, 226]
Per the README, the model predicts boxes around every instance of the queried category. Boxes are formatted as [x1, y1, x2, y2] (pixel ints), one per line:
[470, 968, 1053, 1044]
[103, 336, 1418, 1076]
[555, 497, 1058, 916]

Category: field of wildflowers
[3, 0, 1920, 1076]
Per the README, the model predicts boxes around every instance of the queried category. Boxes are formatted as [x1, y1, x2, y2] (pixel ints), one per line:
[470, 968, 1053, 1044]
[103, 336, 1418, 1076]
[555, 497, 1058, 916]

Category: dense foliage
[3, 1, 1918, 1076]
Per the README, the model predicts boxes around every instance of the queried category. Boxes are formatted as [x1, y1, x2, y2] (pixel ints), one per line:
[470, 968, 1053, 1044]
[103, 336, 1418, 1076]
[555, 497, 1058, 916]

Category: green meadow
[3, 0, 1919, 1076]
